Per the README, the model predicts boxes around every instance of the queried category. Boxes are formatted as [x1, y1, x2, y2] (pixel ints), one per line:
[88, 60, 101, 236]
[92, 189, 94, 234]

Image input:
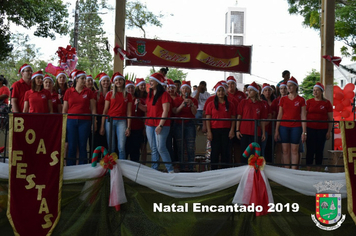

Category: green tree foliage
[0, 0, 69, 61]
[287, 0, 356, 60]
[71, 0, 112, 72]
[0, 33, 45, 85]
[126, 1, 164, 38]
[300, 69, 320, 100]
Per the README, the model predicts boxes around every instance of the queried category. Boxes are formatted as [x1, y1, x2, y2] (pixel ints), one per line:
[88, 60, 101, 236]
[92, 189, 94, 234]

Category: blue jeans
[195, 110, 203, 125]
[105, 119, 127, 159]
[66, 119, 91, 166]
[174, 121, 196, 170]
[146, 125, 173, 172]
[279, 126, 302, 144]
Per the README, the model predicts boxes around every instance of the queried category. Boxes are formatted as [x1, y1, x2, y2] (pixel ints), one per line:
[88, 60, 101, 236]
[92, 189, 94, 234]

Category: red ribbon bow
[248, 154, 265, 171]
[102, 154, 117, 170]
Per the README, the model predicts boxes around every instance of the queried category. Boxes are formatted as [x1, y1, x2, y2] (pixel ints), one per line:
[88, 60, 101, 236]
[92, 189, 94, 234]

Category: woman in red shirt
[260, 83, 274, 162]
[236, 82, 267, 164]
[137, 73, 174, 173]
[100, 72, 132, 159]
[86, 75, 96, 92]
[274, 77, 306, 169]
[53, 69, 68, 104]
[43, 74, 61, 113]
[63, 70, 96, 165]
[306, 82, 333, 170]
[23, 71, 53, 113]
[206, 82, 236, 170]
[93, 73, 110, 149]
[172, 81, 198, 171]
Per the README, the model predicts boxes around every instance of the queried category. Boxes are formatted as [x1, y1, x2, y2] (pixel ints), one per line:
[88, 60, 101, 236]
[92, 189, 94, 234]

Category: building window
[231, 11, 244, 34]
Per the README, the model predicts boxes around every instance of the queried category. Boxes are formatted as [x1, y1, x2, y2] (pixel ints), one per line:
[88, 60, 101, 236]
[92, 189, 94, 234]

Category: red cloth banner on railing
[125, 37, 252, 73]
[7, 114, 67, 236]
[341, 121, 356, 224]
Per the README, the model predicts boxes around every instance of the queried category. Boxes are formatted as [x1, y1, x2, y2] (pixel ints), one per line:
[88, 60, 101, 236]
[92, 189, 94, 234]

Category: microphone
[135, 99, 139, 113]
[58, 89, 63, 103]
[184, 92, 188, 107]
[10, 87, 13, 92]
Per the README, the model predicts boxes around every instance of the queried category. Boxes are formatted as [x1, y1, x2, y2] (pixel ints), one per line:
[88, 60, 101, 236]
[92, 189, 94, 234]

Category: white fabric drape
[0, 160, 347, 198]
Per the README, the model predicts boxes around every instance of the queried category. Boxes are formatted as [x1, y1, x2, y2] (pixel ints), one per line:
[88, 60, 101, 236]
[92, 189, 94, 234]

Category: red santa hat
[19, 64, 32, 74]
[86, 74, 93, 80]
[73, 70, 86, 79]
[95, 72, 110, 83]
[279, 81, 287, 88]
[55, 69, 67, 80]
[111, 72, 125, 84]
[181, 81, 191, 89]
[125, 80, 135, 88]
[43, 74, 54, 83]
[31, 71, 44, 80]
[287, 76, 298, 87]
[213, 82, 226, 93]
[226, 76, 236, 84]
[135, 78, 145, 87]
[218, 80, 228, 86]
[248, 82, 259, 92]
[69, 69, 78, 81]
[166, 79, 175, 87]
[314, 82, 325, 91]
[149, 72, 166, 85]
[261, 83, 271, 92]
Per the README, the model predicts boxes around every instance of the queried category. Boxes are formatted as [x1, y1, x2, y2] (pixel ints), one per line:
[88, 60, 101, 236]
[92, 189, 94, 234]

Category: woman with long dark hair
[53, 69, 68, 104]
[306, 82, 332, 170]
[206, 82, 236, 170]
[23, 71, 53, 113]
[236, 82, 267, 163]
[100, 72, 132, 159]
[63, 70, 96, 165]
[134, 78, 148, 161]
[43, 74, 61, 113]
[138, 73, 174, 173]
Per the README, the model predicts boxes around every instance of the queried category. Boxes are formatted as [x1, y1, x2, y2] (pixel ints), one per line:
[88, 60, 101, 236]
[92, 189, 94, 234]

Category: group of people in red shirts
[9, 64, 332, 171]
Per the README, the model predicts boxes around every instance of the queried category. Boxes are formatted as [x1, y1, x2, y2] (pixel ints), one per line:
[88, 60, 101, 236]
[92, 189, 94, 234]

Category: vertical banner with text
[341, 121, 356, 224]
[7, 113, 67, 236]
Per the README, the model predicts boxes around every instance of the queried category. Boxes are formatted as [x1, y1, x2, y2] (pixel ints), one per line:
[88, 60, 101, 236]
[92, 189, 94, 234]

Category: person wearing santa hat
[0, 75, 10, 106]
[260, 83, 275, 162]
[138, 72, 174, 173]
[227, 76, 246, 103]
[305, 82, 333, 170]
[124, 80, 144, 162]
[100, 72, 132, 159]
[236, 82, 267, 163]
[133, 78, 148, 162]
[43, 74, 61, 113]
[172, 81, 198, 171]
[270, 81, 288, 164]
[206, 82, 236, 170]
[11, 64, 33, 112]
[274, 76, 306, 169]
[53, 69, 69, 104]
[85, 74, 96, 92]
[23, 71, 53, 113]
[92, 73, 110, 150]
[63, 70, 97, 166]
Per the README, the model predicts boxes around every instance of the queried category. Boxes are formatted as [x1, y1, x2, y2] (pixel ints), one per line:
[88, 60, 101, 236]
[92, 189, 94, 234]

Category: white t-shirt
[192, 90, 211, 110]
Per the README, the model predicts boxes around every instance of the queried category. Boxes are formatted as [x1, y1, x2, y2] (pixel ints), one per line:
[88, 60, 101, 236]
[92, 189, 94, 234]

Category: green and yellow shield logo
[315, 193, 341, 225]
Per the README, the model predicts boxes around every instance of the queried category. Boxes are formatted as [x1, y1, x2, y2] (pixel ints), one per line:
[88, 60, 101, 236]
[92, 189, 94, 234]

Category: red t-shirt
[270, 96, 281, 118]
[205, 100, 236, 129]
[203, 95, 239, 112]
[279, 95, 306, 127]
[173, 96, 198, 123]
[105, 91, 132, 120]
[11, 78, 31, 112]
[145, 91, 171, 127]
[237, 99, 268, 136]
[94, 91, 106, 115]
[24, 89, 51, 113]
[50, 92, 61, 113]
[0, 86, 10, 104]
[131, 97, 146, 130]
[63, 87, 94, 120]
[306, 98, 333, 129]
[228, 90, 246, 104]
[262, 100, 273, 134]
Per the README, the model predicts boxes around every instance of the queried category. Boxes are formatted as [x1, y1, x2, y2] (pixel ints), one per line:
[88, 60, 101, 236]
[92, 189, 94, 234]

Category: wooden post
[114, 0, 126, 74]
[320, 0, 335, 164]
[320, 0, 335, 103]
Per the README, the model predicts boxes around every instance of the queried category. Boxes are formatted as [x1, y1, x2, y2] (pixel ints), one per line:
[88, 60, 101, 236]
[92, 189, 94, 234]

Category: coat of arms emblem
[135, 40, 147, 56]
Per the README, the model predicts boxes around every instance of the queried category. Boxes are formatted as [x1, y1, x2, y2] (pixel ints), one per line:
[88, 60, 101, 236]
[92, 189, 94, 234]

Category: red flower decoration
[100, 153, 118, 170]
[248, 153, 265, 171]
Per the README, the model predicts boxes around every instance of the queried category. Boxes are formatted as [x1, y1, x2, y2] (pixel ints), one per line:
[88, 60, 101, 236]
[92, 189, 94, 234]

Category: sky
[19, 0, 353, 91]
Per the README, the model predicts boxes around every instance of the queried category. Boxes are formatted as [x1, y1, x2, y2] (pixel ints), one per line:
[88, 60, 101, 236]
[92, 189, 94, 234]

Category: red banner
[7, 114, 67, 236]
[125, 37, 252, 73]
[341, 121, 356, 224]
